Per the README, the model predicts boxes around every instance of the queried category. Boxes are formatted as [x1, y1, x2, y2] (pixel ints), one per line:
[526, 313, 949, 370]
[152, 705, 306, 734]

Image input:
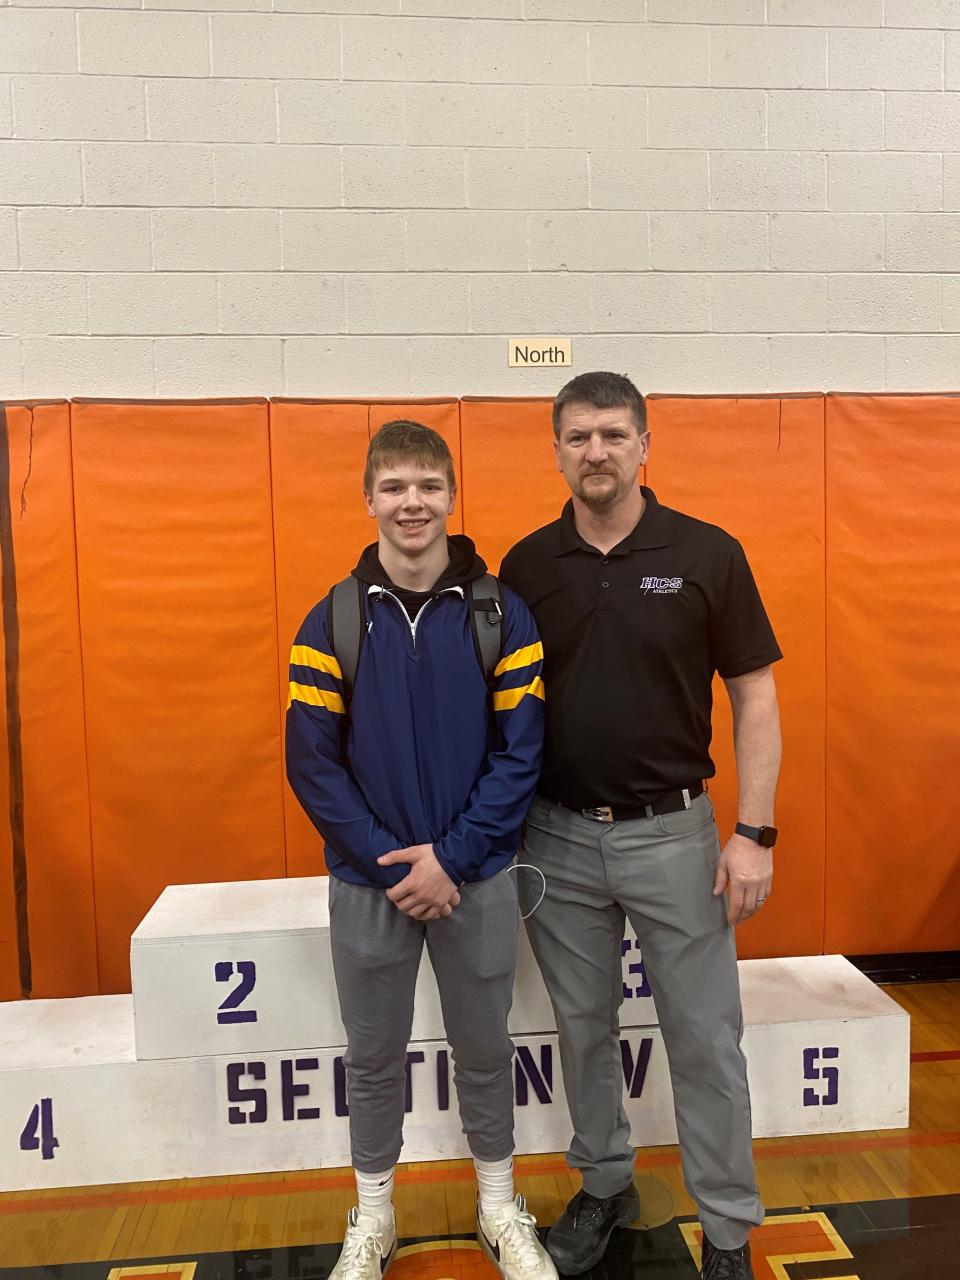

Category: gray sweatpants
[520, 792, 763, 1251]
[328, 869, 519, 1173]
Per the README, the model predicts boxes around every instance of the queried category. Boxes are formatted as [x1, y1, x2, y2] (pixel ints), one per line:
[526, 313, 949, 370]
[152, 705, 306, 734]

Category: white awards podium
[0, 875, 910, 1192]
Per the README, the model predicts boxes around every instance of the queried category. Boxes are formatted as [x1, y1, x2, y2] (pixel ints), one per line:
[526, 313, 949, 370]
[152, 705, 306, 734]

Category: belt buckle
[582, 805, 614, 824]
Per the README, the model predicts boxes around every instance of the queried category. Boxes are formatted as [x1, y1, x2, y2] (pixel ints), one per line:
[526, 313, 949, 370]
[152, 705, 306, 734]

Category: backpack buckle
[472, 597, 502, 624]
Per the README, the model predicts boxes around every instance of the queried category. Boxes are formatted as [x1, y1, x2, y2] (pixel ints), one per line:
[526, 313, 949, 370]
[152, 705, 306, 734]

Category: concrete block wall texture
[1, 2, 959, 398]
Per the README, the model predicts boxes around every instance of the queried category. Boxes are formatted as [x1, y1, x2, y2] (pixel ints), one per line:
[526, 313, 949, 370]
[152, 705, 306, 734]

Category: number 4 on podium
[20, 1098, 59, 1160]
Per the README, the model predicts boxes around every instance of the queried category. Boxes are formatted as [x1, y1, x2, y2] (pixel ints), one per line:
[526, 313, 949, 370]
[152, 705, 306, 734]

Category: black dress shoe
[546, 1181, 640, 1275]
[701, 1236, 754, 1279]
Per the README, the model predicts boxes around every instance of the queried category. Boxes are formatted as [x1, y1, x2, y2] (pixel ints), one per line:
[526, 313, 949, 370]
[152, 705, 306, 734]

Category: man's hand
[378, 843, 460, 921]
[713, 832, 773, 926]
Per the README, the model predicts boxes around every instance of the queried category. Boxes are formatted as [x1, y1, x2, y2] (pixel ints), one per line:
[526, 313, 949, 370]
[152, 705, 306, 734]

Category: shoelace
[339, 1222, 386, 1278]
[703, 1243, 749, 1280]
[492, 1204, 544, 1273]
[571, 1191, 607, 1229]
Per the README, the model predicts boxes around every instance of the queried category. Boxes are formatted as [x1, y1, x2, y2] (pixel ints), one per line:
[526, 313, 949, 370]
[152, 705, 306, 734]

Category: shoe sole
[546, 1198, 640, 1276]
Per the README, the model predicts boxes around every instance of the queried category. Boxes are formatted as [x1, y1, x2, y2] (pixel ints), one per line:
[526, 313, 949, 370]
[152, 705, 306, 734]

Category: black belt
[551, 781, 705, 824]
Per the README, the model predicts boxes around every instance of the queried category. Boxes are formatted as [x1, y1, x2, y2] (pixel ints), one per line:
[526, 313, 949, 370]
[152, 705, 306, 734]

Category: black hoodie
[352, 534, 488, 622]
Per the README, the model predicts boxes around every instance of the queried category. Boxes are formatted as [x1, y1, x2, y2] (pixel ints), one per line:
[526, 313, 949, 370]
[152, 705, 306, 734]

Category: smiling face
[554, 401, 650, 510]
[365, 461, 456, 561]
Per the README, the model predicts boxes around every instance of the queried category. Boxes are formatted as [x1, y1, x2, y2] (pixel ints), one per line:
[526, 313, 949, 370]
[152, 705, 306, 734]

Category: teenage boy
[286, 420, 555, 1280]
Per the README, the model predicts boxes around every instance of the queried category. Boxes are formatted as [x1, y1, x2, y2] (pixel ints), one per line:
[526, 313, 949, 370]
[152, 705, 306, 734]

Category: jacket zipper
[373, 586, 464, 652]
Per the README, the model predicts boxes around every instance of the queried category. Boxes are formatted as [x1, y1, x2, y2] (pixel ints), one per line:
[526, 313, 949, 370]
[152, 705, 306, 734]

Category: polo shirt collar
[556, 486, 672, 556]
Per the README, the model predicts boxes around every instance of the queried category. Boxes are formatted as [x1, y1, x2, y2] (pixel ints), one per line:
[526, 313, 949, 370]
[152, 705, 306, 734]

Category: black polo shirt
[499, 487, 782, 808]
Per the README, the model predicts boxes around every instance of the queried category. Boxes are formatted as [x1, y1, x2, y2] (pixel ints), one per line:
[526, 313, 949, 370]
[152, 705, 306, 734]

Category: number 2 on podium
[216, 960, 258, 1024]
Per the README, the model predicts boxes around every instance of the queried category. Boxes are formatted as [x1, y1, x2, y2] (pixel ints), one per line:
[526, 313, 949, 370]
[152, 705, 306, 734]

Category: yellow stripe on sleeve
[290, 645, 343, 680]
[288, 683, 346, 715]
[492, 676, 545, 712]
[493, 641, 544, 678]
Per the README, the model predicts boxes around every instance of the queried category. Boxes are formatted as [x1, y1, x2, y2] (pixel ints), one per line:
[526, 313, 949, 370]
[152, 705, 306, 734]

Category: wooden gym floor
[1, 980, 957, 1279]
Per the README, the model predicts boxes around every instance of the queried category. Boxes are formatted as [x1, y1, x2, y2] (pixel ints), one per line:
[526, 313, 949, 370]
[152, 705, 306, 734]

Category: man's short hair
[364, 419, 456, 494]
[552, 371, 647, 438]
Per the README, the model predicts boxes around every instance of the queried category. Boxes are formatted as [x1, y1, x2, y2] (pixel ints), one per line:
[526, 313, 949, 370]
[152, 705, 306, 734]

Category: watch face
[759, 826, 778, 848]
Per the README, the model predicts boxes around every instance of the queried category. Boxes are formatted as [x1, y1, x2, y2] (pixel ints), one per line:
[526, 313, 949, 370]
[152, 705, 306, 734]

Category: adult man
[286, 420, 556, 1280]
[500, 373, 782, 1280]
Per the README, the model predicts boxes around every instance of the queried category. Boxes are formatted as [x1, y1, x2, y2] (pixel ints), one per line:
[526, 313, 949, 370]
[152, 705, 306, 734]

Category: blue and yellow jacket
[285, 536, 545, 888]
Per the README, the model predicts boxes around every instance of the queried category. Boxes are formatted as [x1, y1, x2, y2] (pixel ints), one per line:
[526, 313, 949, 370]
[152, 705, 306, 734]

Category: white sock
[355, 1167, 395, 1227]
[475, 1154, 515, 1218]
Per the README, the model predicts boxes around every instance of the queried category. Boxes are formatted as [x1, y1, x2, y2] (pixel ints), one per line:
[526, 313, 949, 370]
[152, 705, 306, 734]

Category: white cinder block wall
[1, 0, 959, 398]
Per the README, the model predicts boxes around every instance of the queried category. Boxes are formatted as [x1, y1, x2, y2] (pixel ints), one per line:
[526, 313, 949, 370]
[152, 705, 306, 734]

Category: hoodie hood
[352, 534, 489, 592]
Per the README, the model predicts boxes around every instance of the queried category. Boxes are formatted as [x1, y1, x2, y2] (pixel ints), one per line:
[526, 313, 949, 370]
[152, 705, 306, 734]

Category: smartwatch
[735, 822, 778, 848]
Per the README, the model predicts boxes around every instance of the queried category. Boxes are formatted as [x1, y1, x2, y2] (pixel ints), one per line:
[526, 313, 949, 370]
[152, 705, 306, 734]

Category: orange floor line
[3, 1129, 959, 1218]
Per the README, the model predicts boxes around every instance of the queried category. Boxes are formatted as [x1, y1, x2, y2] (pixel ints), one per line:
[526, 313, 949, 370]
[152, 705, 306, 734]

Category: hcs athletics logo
[641, 576, 683, 594]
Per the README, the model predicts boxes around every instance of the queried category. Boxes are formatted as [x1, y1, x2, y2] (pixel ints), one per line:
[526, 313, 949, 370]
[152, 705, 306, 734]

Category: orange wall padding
[824, 395, 960, 955]
[2, 404, 98, 997]
[0, 403, 95, 1000]
[0, 404, 24, 1001]
[647, 397, 827, 959]
[71, 401, 286, 993]
[271, 401, 374, 879]
[0, 560, 13, 1000]
[272, 399, 463, 877]
[460, 399, 569, 569]
[0, 393, 957, 999]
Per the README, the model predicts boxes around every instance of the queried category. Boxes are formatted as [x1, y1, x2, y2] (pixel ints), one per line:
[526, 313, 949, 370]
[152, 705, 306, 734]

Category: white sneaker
[329, 1207, 397, 1279]
[477, 1194, 559, 1279]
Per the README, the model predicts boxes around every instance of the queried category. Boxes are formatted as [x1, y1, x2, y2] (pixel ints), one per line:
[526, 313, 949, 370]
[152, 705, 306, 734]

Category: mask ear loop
[506, 863, 547, 921]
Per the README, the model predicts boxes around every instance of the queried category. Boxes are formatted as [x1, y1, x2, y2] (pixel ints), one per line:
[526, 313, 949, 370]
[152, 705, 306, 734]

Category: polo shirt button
[601, 557, 609, 564]
[602, 581, 610, 588]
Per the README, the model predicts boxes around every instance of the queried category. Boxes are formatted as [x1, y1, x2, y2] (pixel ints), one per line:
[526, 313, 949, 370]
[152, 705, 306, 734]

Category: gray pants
[329, 869, 518, 1173]
[520, 793, 763, 1251]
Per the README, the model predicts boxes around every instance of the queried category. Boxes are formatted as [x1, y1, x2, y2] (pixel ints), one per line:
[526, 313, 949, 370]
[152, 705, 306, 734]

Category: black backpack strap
[327, 576, 366, 708]
[466, 573, 504, 689]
